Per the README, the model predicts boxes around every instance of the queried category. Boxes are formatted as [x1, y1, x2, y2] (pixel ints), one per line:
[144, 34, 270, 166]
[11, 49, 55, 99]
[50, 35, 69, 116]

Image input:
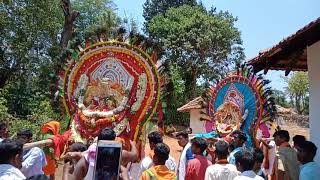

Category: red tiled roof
[248, 17, 320, 72]
[177, 97, 204, 112]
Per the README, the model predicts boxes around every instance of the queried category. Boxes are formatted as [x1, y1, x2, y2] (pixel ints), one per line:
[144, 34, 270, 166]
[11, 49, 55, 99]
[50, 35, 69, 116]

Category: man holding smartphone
[63, 128, 137, 180]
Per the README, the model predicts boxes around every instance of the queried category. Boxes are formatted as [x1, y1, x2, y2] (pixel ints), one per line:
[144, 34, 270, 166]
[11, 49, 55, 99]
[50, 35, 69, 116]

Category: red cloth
[43, 154, 56, 175]
[185, 155, 212, 180]
[49, 130, 72, 157]
[63, 130, 72, 140]
[49, 135, 65, 157]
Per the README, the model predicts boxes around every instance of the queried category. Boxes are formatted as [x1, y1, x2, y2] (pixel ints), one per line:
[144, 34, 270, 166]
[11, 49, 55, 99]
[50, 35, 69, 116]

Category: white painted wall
[307, 40, 320, 164]
[189, 109, 206, 134]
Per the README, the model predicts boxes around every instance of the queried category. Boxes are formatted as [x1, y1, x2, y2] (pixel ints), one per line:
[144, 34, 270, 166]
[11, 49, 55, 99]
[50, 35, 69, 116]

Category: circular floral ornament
[60, 41, 160, 141]
[204, 66, 276, 147]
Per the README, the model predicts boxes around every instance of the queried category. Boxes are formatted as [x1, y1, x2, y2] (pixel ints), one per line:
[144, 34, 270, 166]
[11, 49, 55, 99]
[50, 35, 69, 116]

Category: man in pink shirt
[185, 137, 212, 180]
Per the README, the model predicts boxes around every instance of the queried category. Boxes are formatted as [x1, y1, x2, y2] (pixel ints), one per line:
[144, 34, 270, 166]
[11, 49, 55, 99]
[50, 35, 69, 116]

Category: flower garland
[59, 41, 161, 143]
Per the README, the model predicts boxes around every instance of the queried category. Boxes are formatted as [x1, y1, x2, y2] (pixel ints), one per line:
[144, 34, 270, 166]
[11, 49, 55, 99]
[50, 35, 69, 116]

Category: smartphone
[94, 140, 122, 180]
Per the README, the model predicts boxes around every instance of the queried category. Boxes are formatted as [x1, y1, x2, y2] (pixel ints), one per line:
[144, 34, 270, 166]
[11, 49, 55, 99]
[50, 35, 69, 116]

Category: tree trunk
[60, 22, 74, 49]
[295, 95, 302, 114]
[60, 0, 79, 49]
[190, 65, 197, 99]
[0, 73, 9, 88]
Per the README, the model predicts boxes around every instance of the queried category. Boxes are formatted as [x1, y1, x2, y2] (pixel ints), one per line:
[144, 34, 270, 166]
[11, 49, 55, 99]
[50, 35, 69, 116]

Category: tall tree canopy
[148, 5, 244, 99]
[0, 0, 121, 118]
[73, 0, 120, 37]
[0, 0, 63, 89]
[143, 0, 197, 33]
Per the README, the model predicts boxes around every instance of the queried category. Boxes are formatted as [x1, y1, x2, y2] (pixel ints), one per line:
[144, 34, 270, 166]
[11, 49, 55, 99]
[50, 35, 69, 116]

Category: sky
[113, 0, 320, 91]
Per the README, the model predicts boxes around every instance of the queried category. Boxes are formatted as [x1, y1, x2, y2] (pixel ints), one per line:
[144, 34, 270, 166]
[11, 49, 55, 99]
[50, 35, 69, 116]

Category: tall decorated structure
[179, 65, 277, 146]
[57, 31, 162, 153]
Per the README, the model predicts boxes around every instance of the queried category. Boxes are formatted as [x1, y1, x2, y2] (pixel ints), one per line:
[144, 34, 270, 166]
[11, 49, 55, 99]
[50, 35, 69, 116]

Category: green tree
[0, 0, 121, 135]
[283, 72, 309, 115]
[163, 62, 189, 124]
[143, 0, 197, 34]
[0, 0, 65, 118]
[73, 0, 120, 38]
[148, 5, 244, 99]
[0, 89, 10, 120]
[272, 89, 290, 108]
[0, 0, 63, 88]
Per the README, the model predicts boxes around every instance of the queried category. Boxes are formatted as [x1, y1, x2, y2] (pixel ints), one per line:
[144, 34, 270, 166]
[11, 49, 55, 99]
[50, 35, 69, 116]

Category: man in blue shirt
[297, 140, 320, 180]
[228, 130, 247, 165]
[17, 129, 47, 178]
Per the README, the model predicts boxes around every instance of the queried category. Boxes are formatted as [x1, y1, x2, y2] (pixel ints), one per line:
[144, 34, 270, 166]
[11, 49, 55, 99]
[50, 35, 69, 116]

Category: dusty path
[281, 122, 309, 140]
[127, 135, 181, 179]
[145, 135, 182, 163]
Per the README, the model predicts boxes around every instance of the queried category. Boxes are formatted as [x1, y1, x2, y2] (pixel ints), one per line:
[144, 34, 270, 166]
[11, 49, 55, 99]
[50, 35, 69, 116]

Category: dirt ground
[280, 122, 310, 141]
[55, 122, 309, 179]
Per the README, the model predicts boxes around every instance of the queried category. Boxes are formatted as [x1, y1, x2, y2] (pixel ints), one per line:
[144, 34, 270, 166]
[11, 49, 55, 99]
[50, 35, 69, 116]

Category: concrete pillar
[307, 40, 320, 164]
[189, 109, 206, 134]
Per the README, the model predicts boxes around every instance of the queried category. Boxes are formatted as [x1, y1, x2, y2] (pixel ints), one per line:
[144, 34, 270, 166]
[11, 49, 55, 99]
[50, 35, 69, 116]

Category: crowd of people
[0, 121, 320, 180]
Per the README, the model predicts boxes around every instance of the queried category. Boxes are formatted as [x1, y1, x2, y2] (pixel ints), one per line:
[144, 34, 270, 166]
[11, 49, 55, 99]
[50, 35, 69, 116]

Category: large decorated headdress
[203, 64, 277, 146]
[57, 29, 162, 146]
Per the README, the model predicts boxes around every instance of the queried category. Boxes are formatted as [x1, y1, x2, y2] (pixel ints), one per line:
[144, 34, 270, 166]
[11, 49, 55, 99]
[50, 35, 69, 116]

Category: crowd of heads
[214, 140, 229, 159]
[153, 143, 170, 165]
[293, 134, 306, 149]
[176, 131, 189, 148]
[148, 131, 163, 150]
[297, 140, 318, 164]
[173, 127, 319, 180]
[0, 120, 319, 180]
[230, 130, 247, 148]
[273, 129, 290, 146]
[0, 139, 23, 169]
[191, 137, 208, 155]
[235, 149, 255, 172]
[98, 127, 116, 141]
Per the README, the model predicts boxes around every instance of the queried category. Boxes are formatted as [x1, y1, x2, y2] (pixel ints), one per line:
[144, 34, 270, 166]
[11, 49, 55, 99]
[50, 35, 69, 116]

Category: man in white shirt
[258, 138, 275, 177]
[140, 131, 176, 176]
[0, 139, 26, 180]
[17, 129, 47, 178]
[205, 140, 239, 180]
[234, 150, 264, 180]
[176, 131, 193, 180]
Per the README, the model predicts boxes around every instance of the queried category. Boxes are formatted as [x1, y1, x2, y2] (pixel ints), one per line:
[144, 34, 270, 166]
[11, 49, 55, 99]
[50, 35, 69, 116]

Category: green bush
[6, 97, 62, 140]
[0, 90, 10, 120]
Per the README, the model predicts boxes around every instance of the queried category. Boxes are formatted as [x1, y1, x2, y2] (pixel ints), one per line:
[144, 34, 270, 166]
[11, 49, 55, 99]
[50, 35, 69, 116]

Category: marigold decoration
[202, 64, 277, 147]
[58, 39, 161, 147]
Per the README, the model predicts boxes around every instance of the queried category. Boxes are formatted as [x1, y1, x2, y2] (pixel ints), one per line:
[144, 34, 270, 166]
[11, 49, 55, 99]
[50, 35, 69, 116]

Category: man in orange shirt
[140, 143, 176, 180]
